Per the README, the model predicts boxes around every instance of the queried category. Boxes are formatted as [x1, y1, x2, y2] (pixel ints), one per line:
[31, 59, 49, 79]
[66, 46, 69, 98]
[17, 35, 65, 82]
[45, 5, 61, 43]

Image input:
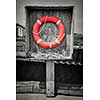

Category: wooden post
[46, 60, 55, 97]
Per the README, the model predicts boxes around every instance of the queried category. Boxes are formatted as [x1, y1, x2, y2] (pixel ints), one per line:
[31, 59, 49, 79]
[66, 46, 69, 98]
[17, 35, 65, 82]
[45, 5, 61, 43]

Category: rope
[38, 16, 48, 34]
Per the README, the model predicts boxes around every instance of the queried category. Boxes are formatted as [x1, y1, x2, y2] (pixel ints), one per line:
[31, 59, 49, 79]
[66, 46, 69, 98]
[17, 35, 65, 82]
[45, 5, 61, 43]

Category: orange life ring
[32, 16, 65, 49]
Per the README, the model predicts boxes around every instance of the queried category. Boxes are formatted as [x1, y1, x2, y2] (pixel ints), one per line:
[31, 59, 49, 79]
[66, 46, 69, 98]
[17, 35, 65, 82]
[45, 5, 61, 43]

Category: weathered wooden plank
[16, 81, 83, 96]
[46, 60, 55, 97]
[16, 81, 46, 93]
[57, 89, 83, 96]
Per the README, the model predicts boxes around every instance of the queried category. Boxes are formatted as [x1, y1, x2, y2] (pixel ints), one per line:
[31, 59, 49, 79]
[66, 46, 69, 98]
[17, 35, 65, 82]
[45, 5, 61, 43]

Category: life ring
[32, 16, 65, 49]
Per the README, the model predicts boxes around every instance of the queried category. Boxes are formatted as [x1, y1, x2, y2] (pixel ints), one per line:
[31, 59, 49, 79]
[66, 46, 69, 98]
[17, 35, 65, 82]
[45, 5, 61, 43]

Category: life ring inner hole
[39, 22, 59, 42]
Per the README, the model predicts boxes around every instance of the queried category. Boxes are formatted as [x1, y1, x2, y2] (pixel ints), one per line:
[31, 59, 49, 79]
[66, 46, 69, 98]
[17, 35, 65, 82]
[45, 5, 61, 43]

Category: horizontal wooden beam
[25, 6, 73, 10]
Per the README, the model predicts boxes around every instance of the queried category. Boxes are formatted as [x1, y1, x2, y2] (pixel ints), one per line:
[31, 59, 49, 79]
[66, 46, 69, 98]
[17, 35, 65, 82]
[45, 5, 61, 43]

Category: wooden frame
[25, 6, 74, 60]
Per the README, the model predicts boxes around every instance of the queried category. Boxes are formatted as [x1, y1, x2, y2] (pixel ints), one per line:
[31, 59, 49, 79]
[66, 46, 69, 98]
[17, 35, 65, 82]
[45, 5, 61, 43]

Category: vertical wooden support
[46, 60, 55, 97]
